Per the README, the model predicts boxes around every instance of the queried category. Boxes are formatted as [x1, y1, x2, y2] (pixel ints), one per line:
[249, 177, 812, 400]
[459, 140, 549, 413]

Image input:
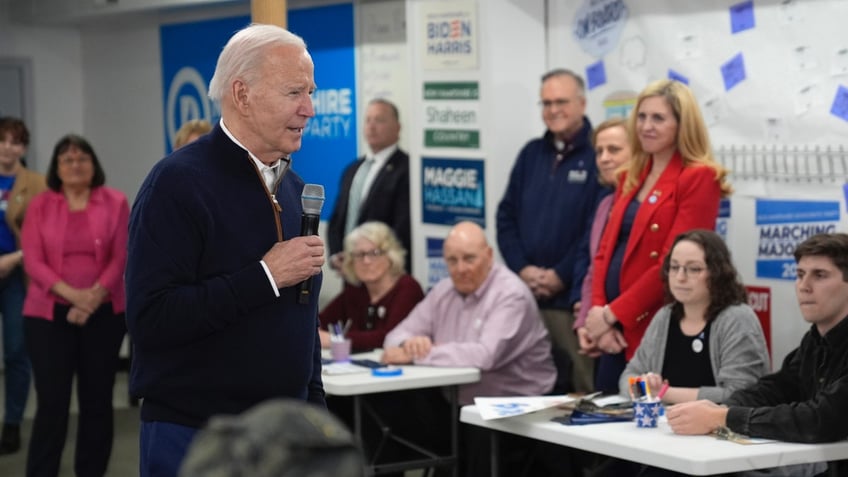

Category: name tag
[568, 169, 588, 183]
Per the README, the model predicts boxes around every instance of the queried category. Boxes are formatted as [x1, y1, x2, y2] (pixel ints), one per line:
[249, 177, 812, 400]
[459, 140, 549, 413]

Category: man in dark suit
[328, 98, 411, 273]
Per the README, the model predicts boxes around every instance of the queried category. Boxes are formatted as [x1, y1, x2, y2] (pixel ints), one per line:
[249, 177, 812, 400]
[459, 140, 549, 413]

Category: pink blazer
[574, 193, 614, 330]
[22, 186, 129, 320]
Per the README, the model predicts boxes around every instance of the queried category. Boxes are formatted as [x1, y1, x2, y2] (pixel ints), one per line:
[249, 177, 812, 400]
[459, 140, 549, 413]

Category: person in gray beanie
[179, 399, 363, 477]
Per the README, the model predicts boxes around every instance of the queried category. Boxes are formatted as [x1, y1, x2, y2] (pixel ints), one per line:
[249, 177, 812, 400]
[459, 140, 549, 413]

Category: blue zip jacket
[126, 124, 325, 428]
[496, 117, 603, 310]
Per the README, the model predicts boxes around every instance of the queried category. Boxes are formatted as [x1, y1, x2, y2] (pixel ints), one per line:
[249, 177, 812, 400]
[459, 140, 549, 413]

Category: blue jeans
[1, 267, 29, 424]
[140, 420, 198, 477]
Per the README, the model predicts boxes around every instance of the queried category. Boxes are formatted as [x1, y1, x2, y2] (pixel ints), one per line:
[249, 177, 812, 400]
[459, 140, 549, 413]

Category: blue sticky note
[668, 69, 689, 85]
[730, 1, 755, 34]
[721, 53, 746, 91]
[830, 85, 848, 123]
[586, 60, 606, 90]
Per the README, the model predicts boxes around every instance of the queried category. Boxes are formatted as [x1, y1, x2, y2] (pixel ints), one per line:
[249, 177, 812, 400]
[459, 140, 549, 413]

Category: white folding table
[460, 404, 848, 476]
[323, 350, 480, 476]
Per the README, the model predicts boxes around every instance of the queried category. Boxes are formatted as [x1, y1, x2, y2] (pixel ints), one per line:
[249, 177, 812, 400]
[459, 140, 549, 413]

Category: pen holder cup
[633, 401, 662, 428]
[330, 339, 352, 362]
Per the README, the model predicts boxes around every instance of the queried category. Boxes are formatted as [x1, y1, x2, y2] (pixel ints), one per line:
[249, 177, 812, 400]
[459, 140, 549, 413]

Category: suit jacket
[591, 152, 721, 360]
[328, 148, 411, 270]
[22, 186, 129, 320]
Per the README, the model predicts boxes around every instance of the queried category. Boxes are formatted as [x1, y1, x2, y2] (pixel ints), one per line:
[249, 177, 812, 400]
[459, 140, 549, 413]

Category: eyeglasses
[539, 98, 571, 109]
[58, 156, 92, 166]
[351, 249, 386, 261]
[669, 264, 706, 277]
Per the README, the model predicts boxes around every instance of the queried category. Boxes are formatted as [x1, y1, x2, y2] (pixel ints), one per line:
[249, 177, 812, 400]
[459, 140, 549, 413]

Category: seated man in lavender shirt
[381, 221, 557, 476]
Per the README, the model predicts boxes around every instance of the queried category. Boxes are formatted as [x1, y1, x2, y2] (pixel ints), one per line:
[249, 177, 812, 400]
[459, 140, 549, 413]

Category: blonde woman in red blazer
[21, 135, 129, 477]
[581, 80, 732, 393]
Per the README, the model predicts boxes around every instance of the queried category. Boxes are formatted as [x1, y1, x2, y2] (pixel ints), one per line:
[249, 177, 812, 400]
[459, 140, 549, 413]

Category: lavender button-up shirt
[384, 262, 556, 405]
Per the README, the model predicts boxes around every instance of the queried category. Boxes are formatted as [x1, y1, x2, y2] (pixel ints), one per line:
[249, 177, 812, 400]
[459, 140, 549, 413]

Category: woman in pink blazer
[21, 134, 129, 477]
[584, 80, 733, 393]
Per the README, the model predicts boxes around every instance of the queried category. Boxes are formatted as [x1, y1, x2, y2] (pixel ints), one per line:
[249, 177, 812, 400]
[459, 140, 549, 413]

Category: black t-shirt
[662, 318, 715, 388]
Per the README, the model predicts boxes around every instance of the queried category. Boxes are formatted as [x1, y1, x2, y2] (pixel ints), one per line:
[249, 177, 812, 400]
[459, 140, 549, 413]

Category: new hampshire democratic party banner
[160, 4, 356, 220]
[421, 157, 485, 227]
[755, 199, 840, 280]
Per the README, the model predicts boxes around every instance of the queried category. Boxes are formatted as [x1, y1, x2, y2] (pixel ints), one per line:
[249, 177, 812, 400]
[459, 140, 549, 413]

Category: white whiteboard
[547, 0, 848, 147]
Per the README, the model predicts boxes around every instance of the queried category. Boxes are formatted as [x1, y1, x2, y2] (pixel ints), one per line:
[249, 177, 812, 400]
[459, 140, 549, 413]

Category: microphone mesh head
[301, 184, 325, 215]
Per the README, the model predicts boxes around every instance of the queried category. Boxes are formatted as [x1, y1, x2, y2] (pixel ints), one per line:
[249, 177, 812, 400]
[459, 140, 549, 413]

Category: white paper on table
[590, 394, 631, 407]
[322, 362, 372, 375]
[474, 395, 577, 420]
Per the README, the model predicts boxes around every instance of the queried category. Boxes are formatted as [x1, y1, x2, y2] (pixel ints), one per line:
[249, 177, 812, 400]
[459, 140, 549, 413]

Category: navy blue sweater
[496, 118, 603, 310]
[126, 125, 324, 428]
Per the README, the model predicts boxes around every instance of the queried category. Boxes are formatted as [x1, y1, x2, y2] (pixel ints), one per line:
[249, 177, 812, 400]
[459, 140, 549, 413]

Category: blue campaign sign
[421, 157, 485, 227]
[426, 237, 448, 290]
[718, 198, 731, 218]
[291, 4, 357, 221]
[755, 199, 840, 280]
[755, 199, 840, 224]
[161, 16, 245, 152]
[160, 4, 356, 220]
[715, 199, 731, 241]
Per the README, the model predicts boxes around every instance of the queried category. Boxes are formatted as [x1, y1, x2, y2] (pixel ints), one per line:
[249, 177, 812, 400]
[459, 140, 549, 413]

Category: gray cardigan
[619, 303, 770, 403]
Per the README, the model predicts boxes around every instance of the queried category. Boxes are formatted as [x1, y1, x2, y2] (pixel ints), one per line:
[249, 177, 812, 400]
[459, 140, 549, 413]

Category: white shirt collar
[219, 119, 288, 191]
[368, 144, 398, 169]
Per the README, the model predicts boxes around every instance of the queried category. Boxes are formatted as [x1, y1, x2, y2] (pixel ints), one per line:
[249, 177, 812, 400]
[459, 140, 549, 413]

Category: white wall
[406, 0, 547, 278]
[81, 19, 168, 201]
[0, 7, 84, 173]
[548, 0, 848, 146]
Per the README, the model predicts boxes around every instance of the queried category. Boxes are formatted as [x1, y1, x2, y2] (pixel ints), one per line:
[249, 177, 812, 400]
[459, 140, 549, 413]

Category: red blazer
[22, 186, 129, 321]
[591, 152, 721, 360]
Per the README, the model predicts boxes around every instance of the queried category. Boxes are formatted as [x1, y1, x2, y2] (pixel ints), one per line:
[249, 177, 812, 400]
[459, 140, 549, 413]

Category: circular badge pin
[648, 194, 658, 204]
[692, 338, 704, 353]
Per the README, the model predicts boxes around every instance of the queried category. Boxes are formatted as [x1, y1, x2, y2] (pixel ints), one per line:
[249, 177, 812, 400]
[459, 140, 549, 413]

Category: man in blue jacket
[126, 24, 326, 477]
[496, 69, 603, 394]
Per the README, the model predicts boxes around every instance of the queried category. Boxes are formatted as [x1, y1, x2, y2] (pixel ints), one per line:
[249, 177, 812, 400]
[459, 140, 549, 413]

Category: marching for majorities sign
[755, 199, 840, 280]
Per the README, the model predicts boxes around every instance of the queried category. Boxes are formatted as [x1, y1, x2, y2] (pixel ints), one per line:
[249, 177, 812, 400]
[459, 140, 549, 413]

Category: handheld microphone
[297, 184, 325, 305]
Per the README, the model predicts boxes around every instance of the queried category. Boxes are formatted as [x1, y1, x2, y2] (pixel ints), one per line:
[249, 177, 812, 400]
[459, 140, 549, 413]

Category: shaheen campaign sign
[160, 4, 356, 220]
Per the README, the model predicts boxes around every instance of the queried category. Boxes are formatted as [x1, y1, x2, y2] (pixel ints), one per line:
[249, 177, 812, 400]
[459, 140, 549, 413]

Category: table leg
[449, 386, 459, 477]
[489, 430, 500, 477]
[352, 395, 372, 476]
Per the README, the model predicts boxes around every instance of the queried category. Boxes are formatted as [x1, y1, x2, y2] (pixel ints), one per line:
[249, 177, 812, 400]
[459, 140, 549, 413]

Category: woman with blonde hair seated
[319, 221, 423, 352]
